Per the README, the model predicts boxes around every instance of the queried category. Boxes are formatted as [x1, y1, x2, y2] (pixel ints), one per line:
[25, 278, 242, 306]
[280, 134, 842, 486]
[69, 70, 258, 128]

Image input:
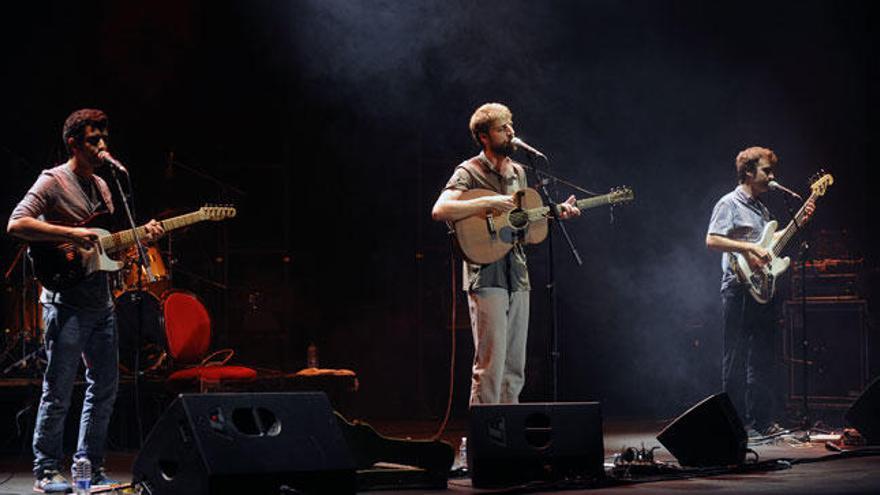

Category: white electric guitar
[728, 173, 833, 303]
[30, 205, 236, 291]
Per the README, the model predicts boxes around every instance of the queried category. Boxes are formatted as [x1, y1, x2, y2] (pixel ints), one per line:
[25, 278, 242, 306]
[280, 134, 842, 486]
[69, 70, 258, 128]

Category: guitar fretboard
[519, 192, 626, 223]
[99, 212, 205, 253]
[773, 191, 819, 257]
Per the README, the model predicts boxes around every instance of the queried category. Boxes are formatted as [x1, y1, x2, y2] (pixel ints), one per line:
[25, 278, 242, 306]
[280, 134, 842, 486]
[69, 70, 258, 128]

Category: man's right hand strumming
[67, 227, 99, 249]
[480, 194, 516, 212]
[745, 244, 771, 269]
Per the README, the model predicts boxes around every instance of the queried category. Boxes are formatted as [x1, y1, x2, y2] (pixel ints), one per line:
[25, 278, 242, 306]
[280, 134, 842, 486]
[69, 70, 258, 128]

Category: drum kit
[1, 246, 44, 376]
[1, 239, 212, 377]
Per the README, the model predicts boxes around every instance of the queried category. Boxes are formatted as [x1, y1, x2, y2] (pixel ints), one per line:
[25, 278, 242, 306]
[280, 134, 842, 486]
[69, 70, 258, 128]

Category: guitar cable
[430, 233, 458, 441]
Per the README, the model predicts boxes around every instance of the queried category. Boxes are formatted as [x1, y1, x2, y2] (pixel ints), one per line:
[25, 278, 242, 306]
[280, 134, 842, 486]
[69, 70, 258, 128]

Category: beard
[491, 140, 514, 157]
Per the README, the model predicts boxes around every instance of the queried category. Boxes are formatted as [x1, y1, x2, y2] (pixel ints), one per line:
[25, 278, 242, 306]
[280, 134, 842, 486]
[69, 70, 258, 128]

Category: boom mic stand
[797, 238, 814, 437]
[167, 156, 246, 348]
[521, 151, 582, 402]
[778, 193, 816, 439]
[108, 163, 153, 446]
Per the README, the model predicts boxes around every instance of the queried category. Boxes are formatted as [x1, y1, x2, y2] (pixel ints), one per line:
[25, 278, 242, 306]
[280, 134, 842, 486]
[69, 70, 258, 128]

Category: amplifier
[790, 273, 861, 299]
[784, 299, 868, 406]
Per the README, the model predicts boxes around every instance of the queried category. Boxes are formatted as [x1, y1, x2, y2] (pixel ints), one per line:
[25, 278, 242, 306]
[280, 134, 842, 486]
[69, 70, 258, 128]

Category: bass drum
[114, 289, 211, 373]
[114, 290, 167, 374]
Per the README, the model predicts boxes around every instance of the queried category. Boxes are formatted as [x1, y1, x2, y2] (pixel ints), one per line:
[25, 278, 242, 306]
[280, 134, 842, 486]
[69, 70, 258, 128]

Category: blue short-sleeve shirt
[707, 185, 772, 293]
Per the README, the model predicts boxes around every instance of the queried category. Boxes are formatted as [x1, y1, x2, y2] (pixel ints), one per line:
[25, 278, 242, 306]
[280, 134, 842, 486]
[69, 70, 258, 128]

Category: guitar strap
[458, 157, 526, 194]
[92, 175, 115, 216]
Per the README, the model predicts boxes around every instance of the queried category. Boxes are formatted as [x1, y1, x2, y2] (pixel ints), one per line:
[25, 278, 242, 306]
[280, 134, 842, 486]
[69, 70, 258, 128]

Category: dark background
[0, 0, 876, 420]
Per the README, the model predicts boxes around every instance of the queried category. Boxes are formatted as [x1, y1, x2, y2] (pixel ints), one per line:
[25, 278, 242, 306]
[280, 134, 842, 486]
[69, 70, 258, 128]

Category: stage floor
[0, 419, 877, 494]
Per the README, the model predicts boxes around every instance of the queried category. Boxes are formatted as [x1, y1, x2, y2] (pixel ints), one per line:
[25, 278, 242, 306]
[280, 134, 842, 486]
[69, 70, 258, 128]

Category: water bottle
[458, 436, 468, 471]
[71, 457, 91, 495]
[306, 342, 319, 369]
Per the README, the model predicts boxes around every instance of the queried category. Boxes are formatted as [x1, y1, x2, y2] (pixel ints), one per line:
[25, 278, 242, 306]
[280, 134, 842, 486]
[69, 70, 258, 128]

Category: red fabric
[163, 291, 211, 363]
[168, 365, 257, 382]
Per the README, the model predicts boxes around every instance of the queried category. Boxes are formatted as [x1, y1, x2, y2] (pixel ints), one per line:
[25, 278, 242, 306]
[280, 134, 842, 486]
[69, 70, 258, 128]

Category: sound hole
[158, 459, 179, 481]
[508, 210, 528, 229]
[524, 412, 552, 449]
[231, 407, 281, 436]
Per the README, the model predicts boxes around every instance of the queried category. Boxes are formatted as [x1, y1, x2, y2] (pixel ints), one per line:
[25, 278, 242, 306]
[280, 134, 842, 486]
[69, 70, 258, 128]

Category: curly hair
[735, 146, 777, 183]
[469, 103, 512, 147]
[62, 108, 109, 155]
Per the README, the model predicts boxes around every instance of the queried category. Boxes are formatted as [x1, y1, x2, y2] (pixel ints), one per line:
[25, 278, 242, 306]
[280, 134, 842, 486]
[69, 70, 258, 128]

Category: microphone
[511, 137, 547, 159]
[97, 150, 129, 174]
[768, 181, 802, 200]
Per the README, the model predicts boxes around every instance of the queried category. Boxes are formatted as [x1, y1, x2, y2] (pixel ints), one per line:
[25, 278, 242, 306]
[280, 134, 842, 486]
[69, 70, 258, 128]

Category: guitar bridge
[486, 214, 497, 240]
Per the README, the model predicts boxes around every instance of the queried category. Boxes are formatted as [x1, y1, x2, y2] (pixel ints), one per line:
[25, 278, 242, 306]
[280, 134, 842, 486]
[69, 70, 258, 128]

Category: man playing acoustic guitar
[432, 103, 579, 405]
[706, 146, 814, 436]
[7, 109, 163, 492]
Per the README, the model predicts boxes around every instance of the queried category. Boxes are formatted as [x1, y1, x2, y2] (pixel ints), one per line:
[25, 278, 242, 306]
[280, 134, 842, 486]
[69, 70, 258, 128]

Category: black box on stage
[656, 393, 747, 467]
[845, 376, 880, 444]
[784, 299, 868, 404]
[132, 392, 355, 495]
[467, 402, 604, 488]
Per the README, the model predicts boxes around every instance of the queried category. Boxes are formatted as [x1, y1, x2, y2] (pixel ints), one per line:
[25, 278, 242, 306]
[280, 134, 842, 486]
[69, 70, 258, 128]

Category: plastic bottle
[71, 457, 91, 495]
[458, 436, 468, 470]
[306, 342, 319, 369]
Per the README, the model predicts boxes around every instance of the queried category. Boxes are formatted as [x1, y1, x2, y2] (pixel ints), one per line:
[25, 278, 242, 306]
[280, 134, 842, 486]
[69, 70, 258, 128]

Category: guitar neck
[526, 193, 616, 220]
[772, 191, 819, 256]
[99, 211, 205, 253]
[575, 194, 618, 211]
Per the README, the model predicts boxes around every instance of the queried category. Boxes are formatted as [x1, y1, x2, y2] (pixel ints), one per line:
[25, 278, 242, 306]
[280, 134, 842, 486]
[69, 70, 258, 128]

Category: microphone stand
[108, 164, 153, 446]
[797, 239, 812, 437]
[523, 153, 582, 402]
[778, 193, 813, 438]
[168, 157, 246, 348]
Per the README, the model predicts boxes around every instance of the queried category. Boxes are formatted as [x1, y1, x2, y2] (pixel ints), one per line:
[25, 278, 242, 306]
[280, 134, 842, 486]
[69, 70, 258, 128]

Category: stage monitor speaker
[132, 392, 355, 495]
[845, 376, 880, 444]
[468, 402, 604, 488]
[656, 393, 746, 467]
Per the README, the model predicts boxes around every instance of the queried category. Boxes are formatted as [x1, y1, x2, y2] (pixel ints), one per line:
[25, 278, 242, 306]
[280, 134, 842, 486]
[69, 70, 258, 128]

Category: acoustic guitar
[452, 187, 634, 264]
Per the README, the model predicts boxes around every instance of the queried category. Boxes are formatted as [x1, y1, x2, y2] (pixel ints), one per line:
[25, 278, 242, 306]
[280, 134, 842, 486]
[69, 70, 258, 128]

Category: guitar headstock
[198, 204, 237, 221]
[608, 186, 635, 205]
[809, 171, 834, 197]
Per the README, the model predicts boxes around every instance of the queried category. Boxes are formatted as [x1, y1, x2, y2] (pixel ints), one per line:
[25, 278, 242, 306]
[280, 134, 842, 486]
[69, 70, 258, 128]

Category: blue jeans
[33, 303, 118, 476]
[720, 286, 779, 431]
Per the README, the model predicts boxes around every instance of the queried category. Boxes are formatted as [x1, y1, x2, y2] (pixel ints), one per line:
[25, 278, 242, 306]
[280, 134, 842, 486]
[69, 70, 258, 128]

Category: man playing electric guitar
[705, 146, 814, 437]
[7, 109, 163, 492]
[431, 103, 580, 405]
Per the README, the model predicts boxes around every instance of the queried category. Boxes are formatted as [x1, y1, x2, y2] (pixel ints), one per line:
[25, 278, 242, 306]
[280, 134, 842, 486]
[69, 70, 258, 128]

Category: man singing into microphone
[7, 109, 163, 492]
[705, 146, 814, 436]
[432, 103, 579, 405]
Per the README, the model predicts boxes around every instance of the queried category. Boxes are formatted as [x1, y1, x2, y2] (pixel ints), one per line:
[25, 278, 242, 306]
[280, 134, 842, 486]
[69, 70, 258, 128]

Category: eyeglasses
[85, 134, 109, 146]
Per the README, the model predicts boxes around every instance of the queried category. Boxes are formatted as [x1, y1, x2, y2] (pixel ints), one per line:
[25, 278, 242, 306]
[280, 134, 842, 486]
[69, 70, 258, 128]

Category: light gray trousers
[467, 288, 530, 405]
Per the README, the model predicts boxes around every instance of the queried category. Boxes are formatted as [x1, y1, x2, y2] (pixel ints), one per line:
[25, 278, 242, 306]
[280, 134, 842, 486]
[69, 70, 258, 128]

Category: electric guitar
[29, 205, 236, 291]
[452, 187, 634, 264]
[728, 173, 833, 303]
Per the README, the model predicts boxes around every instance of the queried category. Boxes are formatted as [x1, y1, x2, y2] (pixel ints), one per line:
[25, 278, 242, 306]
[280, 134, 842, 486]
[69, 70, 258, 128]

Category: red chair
[163, 291, 256, 391]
